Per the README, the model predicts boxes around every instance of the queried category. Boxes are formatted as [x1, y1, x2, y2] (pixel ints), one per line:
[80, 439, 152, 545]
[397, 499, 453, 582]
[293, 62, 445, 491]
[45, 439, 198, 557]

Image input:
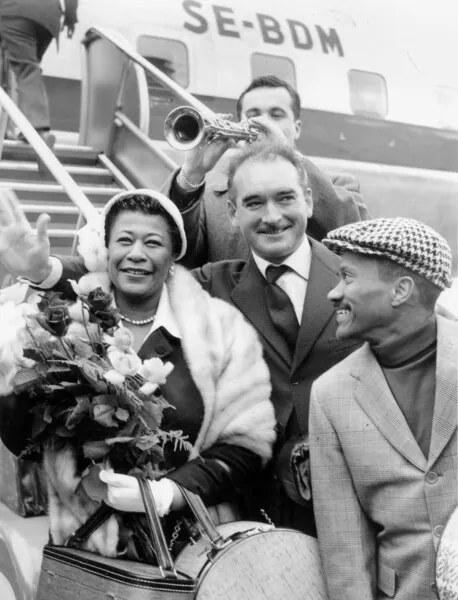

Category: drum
[437, 506, 458, 600]
[175, 521, 329, 600]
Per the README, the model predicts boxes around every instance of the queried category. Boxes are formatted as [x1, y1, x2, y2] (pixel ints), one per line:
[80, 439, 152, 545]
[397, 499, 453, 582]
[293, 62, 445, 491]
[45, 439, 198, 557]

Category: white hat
[77, 189, 187, 272]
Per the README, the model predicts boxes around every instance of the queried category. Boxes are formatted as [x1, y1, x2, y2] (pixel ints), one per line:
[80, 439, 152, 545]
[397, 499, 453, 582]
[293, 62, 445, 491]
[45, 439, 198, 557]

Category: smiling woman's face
[107, 210, 174, 305]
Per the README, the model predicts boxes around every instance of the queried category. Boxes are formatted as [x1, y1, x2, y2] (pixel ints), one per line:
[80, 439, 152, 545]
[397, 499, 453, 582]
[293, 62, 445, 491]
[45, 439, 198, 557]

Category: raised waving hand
[0, 189, 52, 282]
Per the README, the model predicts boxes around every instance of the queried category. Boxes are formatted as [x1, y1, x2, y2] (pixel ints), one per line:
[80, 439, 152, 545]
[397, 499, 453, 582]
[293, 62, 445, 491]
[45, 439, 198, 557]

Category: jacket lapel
[427, 316, 458, 468]
[291, 239, 337, 373]
[231, 258, 292, 366]
[354, 346, 427, 471]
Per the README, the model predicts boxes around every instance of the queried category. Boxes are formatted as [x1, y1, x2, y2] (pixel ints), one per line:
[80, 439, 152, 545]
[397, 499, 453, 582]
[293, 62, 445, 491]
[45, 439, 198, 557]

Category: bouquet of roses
[0, 273, 190, 483]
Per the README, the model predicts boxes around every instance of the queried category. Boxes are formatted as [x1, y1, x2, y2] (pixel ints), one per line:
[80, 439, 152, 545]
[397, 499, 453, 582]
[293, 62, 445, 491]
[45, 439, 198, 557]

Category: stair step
[0, 181, 119, 194]
[1, 141, 100, 166]
[0, 181, 120, 206]
[0, 161, 115, 185]
[28, 212, 91, 227]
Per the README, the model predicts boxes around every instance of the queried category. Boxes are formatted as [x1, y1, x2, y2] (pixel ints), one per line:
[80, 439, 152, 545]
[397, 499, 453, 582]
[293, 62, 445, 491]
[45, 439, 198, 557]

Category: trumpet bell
[164, 106, 206, 150]
[164, 105, 257, 151]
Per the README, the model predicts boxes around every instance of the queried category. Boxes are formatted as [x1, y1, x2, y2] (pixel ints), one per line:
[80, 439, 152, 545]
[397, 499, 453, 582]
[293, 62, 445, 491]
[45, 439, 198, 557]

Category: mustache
[333, 302, 350, 310]
[258, 224, 289, 234]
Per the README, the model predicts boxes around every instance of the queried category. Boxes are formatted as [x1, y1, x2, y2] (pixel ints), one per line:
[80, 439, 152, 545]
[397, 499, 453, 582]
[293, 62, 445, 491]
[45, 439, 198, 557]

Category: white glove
[99, 469, 175, 516]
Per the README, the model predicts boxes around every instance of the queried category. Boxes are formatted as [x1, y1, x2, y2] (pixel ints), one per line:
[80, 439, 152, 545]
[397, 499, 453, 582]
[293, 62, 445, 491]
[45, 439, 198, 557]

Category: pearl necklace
[119, 313, 155, 326]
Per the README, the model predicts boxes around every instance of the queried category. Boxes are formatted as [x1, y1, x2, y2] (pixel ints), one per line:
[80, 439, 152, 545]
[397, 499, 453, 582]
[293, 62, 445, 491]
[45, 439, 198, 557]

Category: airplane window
[136, 36, 189, 89]
[251, 53, 296, 88]
[348, 69, 388, 119]
[436, 86, 458, 130]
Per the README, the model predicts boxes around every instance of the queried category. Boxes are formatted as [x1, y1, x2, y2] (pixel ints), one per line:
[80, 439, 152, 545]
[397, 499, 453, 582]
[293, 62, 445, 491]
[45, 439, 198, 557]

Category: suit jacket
[193, 238, 360, 532]
[162, 154, 370, 269]
[309, 315, 458, 600]
[55, 239, 359, 533]
[0, 0, 78, 38]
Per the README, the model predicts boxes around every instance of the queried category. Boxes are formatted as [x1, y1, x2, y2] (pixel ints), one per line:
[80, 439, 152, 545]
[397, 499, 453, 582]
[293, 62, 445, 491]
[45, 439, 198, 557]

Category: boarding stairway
[0, 26, 210, 277]
[0, 139, 131, 257]
[0, 27, 213, 600]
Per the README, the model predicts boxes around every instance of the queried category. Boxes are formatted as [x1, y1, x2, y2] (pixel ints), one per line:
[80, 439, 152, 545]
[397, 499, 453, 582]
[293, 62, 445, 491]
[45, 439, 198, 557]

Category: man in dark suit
[188, 142, 360, 532]
[162, 75, 369, 269]
[0, 0, 78, 143]
[0, 143, 359, 534]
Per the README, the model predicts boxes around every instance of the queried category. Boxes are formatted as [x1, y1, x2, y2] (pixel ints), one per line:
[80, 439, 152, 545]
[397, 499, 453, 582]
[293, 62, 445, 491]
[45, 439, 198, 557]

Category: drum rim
[186, 527, 322, 596]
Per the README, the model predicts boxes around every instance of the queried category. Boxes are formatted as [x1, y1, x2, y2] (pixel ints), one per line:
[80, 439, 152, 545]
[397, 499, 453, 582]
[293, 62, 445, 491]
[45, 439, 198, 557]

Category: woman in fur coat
[0, 189, 275, 560]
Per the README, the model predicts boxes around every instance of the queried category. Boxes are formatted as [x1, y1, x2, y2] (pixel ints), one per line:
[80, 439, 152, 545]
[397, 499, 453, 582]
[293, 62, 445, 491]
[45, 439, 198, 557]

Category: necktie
[265, 265, 299, 351]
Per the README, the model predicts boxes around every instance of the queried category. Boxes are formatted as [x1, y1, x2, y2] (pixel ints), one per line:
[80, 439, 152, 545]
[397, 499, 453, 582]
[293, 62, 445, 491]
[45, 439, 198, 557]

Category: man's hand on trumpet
[176, 113, 289, 194]
[178, 137, 234, 192]
[247, 115, 289, 145]
[0, 188, 52, 282]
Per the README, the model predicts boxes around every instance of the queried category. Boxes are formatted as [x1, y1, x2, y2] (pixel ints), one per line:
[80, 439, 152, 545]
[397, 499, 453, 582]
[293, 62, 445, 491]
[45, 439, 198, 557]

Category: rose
[69, 272, 111, 296]
[138, 358, 174, 395]
[37, 304, 71, 337]
[87, 288, 113, 312]
[104, 327, 134, 352]
[104, 348, 142, 385]
[108, 349, 141, 376]
[0, 300, 29, 395]
[36, 293, 71, 337]
[0, 341, 23, 395]
[91, 309, 119, 332]
[65, 321, 98, 343]
[68, 300, 91, 323]
[0, 301, 28, 350]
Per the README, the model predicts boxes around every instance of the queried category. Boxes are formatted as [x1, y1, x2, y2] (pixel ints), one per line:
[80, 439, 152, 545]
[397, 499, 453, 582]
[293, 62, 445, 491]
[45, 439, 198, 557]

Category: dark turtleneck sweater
[372, 316, 437, 459]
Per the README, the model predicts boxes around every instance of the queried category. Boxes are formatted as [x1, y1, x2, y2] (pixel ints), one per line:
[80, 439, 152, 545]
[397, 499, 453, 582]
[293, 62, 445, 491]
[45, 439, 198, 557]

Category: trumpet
[164, 106, 258, 151]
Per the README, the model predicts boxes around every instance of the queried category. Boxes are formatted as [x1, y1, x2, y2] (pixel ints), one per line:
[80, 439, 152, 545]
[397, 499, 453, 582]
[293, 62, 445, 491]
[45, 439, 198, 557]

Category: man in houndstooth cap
[307, 217, 457, 600]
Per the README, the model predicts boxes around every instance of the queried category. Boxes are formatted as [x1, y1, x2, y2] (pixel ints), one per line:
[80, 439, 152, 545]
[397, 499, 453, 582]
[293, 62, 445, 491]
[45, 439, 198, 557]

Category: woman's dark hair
[104, 194, 182, 258]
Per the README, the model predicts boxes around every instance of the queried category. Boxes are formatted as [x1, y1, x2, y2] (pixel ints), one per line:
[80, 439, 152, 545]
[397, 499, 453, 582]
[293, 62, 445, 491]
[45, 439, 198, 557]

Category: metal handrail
[85, 27, 211, 118]
[0, 87, 98, 222]
[114, 110, 177, 170]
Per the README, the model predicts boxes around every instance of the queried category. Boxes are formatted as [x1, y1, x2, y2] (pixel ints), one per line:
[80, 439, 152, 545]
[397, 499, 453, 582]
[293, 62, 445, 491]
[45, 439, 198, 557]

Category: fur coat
[44, 266, 275, 556]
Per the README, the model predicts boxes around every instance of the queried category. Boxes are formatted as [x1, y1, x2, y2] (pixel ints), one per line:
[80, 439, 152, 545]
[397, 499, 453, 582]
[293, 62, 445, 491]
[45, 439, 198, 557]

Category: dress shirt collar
[252, 236, 311, 281]
[148, 283, 181, 339]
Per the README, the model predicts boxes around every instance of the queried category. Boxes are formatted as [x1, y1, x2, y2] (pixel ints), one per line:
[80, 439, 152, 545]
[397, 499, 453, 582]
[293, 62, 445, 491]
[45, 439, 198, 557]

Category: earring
[168, 264, 175, 278]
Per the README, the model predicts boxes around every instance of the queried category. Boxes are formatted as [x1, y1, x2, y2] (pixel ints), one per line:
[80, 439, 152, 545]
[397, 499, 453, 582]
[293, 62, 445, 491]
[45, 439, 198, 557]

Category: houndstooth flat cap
[323, 217, 453, 290]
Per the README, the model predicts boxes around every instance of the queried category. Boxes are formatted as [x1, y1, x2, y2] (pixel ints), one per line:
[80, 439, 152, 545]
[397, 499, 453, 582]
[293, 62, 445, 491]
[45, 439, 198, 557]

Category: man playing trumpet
[162, 75, 370, 269]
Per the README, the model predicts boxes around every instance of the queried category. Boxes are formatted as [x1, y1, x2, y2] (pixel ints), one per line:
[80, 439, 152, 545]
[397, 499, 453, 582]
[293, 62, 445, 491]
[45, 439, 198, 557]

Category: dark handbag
[36, 477, 196, 600]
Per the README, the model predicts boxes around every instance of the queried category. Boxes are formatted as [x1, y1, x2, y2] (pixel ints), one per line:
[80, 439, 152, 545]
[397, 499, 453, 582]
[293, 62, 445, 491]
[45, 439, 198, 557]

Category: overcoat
[310, 315, 458, 599]
[0, 0, 77, 39]
[0, 266, 275, 556]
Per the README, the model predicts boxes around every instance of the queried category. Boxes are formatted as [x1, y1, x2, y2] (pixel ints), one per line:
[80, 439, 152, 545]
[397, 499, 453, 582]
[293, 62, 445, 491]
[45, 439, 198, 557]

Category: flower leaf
[105, 436, 135, 445]
[93, 394, 118, 408]
[55, 425, 76, 438]
[93, 404, 117, 427]
[115, 407, 129, 422]
[140, 400, 163, 430]
[81, 464, 108, 502]
[65, 395, 91, 429]
[13, 368, 42, 392]
[135, 435, 160, 452]
[83, 440, 110, 459]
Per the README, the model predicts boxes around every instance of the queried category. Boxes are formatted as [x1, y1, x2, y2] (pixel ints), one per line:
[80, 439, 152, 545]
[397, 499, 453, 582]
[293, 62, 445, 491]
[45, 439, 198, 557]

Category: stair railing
[0, 87, 98, 224]
[79, 27, 214, 190]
